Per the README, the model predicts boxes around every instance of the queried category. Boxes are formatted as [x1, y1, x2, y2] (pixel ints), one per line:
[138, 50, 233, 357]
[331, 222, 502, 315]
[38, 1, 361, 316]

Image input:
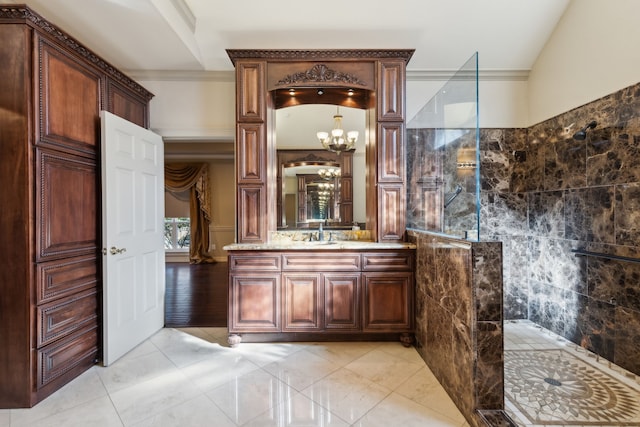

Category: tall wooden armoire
[0, 5, 153, 408]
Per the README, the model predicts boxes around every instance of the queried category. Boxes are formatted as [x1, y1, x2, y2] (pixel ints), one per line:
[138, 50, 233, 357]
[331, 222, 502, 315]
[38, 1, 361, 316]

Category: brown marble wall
[409, 230, 503, 427]
[406, 128, 479, 238]
[481, 82, 640, 375]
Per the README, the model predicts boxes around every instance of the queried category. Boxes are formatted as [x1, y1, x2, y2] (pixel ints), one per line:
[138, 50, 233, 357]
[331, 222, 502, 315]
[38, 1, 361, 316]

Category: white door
[101, 110, 165, 366]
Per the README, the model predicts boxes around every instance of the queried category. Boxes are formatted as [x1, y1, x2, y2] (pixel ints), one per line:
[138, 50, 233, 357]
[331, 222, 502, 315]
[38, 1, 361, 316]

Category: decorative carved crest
[276, 64, 366, 87]
[295, 152, 337, 163]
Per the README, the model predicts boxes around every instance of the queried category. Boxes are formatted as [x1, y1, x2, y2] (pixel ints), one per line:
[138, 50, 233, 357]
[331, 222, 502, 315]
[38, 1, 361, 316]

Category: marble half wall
[408, 230, 504, 427]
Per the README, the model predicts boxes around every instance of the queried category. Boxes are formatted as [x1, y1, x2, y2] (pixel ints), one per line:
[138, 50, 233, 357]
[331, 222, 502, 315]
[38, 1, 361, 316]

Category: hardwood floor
[165, 262, 228, 327]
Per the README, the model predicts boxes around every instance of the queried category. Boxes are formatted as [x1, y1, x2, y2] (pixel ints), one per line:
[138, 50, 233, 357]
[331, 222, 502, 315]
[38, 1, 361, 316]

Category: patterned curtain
[164, 163, 214, 264]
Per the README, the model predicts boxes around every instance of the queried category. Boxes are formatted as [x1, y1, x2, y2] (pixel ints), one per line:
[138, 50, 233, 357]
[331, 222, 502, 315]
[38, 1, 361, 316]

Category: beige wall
[207, 159, 235, 261]
[528, 0, 640, 125]
[406, 76, 530, 128]
[138, 73, 532, 141]
[140, 76, 236, 140]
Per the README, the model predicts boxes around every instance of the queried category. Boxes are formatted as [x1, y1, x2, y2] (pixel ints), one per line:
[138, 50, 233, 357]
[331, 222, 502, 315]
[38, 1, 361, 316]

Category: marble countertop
[223, 241, 416, 251]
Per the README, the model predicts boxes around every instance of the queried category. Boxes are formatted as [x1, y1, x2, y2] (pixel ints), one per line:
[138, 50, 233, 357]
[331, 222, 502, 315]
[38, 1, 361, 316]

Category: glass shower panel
[406, 52, 479, 240]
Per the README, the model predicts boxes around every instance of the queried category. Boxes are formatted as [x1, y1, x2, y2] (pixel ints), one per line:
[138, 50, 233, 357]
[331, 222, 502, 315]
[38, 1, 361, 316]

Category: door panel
[35, 148, 98, 261]
[362, 272, 412, 330]
[38, 36, 101, 155]
[101, 111, 164, 366]
[324, 274, 360, 330]
[230, 274, 280, 331]
[283, 273, 322, 331]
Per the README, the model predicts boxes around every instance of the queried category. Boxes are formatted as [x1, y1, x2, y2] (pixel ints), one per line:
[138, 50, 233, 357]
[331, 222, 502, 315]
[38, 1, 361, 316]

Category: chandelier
[317, 107, 358, 153]
[318, 168, 340, 180]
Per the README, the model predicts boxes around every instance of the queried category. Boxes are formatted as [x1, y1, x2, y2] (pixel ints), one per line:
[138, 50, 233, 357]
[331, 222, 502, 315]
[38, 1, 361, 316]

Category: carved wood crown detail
[226, 49, 415, 65]
[276, 64, 366, 87]
[0, 6, 153, 100]
[290, 152, 338, 163]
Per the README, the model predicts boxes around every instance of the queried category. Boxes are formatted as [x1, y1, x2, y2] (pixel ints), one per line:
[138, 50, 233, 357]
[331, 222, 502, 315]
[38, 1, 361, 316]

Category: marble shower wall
[406, 128, 479, 238]
[481, 82, 640, 375]
[409, 230, 503, 427]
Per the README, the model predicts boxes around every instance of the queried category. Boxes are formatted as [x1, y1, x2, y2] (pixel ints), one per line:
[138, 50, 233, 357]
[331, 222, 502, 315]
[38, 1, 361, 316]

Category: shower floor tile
[504, 321, 640, 426]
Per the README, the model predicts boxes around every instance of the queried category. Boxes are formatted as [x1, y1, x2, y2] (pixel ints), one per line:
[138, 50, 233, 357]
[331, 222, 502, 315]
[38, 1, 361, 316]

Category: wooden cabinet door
[37, 36, 102, 157]
[229, 274, 280, 332]
[35, 148, 98, 262]
[236, 61, 265, 122]
[324, 273, 360, 331]
[362, 272, 412, 331]
[106, 80, 150, 128]
[283, 273, 322, 331]
[377, 60, 405, 121]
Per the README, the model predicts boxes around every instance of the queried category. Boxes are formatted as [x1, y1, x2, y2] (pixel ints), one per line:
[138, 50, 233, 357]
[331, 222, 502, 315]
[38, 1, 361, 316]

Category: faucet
[318, 223, 324, 241]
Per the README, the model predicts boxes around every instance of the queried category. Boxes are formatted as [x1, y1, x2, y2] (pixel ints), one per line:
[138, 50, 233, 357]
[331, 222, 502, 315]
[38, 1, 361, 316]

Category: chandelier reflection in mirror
[317, 106, 358, 153]
[318, 168, 340, 180]
[318, 182, 334, 191]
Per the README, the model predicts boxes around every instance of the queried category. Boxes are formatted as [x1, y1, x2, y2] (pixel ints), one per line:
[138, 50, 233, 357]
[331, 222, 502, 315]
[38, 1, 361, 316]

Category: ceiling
[3, 0, 571, 73]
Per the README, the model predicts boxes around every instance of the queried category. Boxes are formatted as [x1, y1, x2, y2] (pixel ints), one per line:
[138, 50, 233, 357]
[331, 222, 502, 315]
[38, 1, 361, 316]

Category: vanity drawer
[361, 252, 414, 271]
[36, 255, 98, 304]
[37, 326, 98, 388]
[282, 252, 361, 271]
[37, 288, 98, 347]
[229, 253, 281, 271]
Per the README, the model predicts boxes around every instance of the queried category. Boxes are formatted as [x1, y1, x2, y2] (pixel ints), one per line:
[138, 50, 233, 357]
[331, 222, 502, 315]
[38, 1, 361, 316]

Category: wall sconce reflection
[456, 148, 477, 169]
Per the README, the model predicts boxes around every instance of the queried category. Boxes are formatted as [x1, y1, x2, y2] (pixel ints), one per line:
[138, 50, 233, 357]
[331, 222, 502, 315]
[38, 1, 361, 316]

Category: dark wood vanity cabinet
[0, 6, 152, 408]
[228, 249, 414, 342]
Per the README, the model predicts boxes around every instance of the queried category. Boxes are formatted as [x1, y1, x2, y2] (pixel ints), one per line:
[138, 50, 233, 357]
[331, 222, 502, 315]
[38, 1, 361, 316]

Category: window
[164, 217, 190, 250]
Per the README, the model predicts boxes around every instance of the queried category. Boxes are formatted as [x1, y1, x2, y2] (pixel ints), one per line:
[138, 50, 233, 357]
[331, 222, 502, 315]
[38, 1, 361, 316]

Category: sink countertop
[223, 241, 416, 251]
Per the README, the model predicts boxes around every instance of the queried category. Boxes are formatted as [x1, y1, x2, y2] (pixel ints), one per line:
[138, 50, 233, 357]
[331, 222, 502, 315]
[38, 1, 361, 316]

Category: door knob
[110, 246, 127, 255]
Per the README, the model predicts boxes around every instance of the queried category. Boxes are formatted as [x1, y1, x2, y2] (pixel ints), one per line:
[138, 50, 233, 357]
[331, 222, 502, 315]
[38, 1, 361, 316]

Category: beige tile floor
[0, 328, 469, 427]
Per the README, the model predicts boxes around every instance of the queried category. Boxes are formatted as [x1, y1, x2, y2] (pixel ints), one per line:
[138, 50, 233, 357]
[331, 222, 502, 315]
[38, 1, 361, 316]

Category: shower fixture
[444, 184, 463, 208]
[572, 120, 597, 140]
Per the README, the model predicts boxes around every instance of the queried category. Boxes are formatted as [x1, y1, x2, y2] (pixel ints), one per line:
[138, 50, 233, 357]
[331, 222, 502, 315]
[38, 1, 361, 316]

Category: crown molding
[154, 127, 234, 142]
[407, 69, 530, 81]
[164, 153, 234, 160]
[127, 68, 529, 83]
[125, 70, 235, 82]
[1, 5, 152, 99]
[226, 49, 415, 65]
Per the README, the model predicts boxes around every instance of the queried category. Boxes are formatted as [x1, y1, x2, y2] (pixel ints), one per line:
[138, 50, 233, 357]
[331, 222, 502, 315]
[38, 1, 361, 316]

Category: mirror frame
[227, 49, 413, 243]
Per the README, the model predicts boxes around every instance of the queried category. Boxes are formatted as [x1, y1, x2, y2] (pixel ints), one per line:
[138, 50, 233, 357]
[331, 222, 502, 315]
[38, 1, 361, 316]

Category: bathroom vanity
[224, 241, 415, 345]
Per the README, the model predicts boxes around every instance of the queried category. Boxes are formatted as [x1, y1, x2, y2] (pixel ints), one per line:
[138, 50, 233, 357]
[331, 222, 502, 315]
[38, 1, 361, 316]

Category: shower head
[572, 120, 597, 140]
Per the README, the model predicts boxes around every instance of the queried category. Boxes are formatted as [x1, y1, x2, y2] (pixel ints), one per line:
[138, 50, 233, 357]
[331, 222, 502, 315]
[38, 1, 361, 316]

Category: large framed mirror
[228, 49, 412, 243]
[276, 103, 366, 229]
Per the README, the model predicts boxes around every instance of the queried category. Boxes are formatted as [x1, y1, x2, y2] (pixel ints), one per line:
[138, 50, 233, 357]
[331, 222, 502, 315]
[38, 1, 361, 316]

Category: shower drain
[544, 377, 562, 386]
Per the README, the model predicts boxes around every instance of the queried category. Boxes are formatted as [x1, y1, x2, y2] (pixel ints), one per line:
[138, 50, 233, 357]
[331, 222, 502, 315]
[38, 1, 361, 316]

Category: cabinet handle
[109, 246, 127, 255]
